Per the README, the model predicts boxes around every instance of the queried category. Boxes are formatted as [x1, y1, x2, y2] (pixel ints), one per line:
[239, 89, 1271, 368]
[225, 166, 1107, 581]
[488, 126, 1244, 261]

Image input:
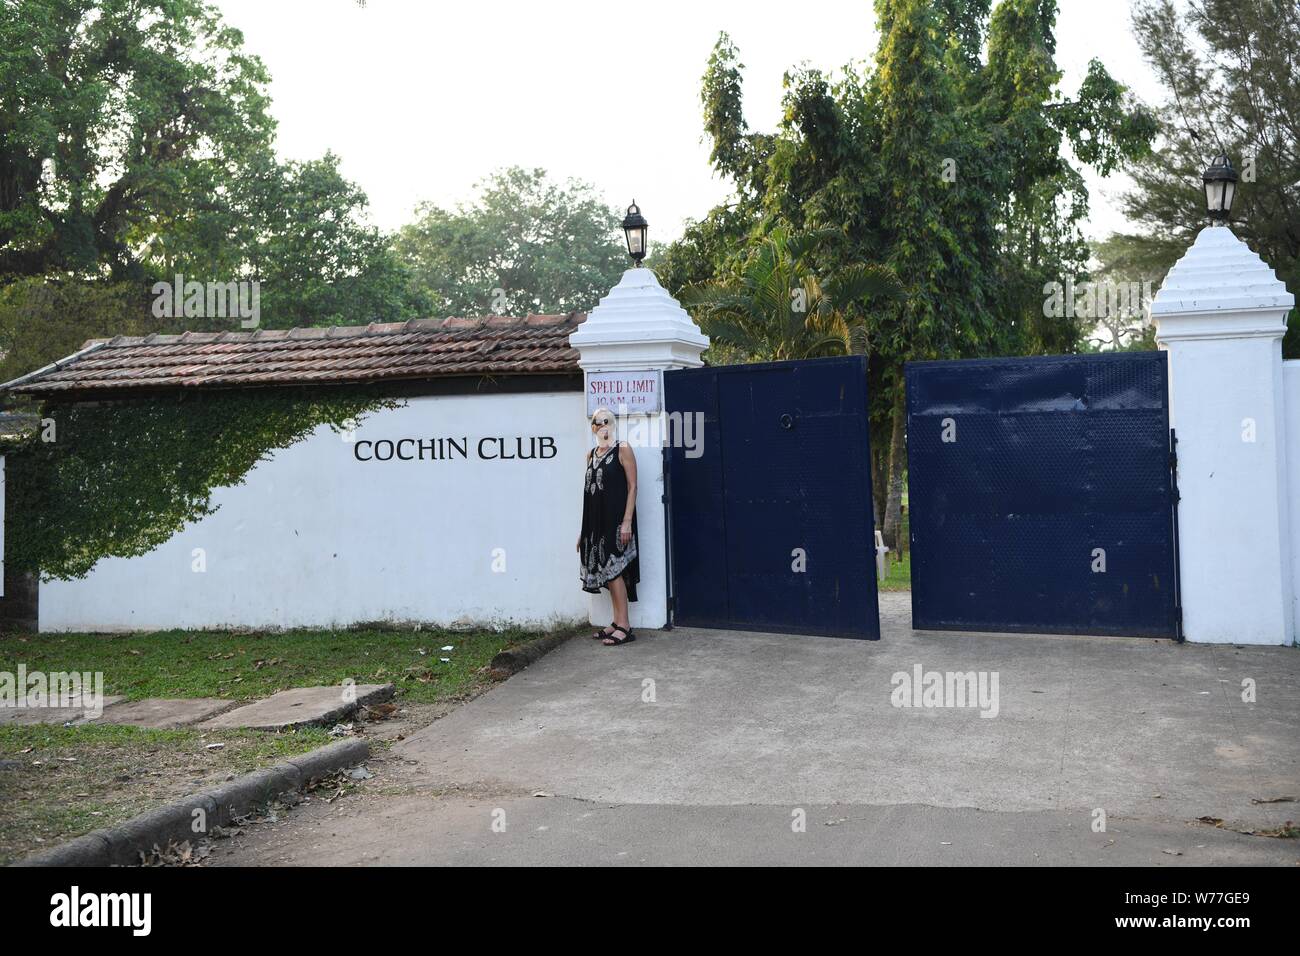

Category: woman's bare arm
[618, 444, 637, 544]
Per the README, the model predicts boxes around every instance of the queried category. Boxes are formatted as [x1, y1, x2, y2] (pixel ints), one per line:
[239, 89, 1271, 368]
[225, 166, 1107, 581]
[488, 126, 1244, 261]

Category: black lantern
[1202, 154, 1238, 225]
[621, 201, 648, 266]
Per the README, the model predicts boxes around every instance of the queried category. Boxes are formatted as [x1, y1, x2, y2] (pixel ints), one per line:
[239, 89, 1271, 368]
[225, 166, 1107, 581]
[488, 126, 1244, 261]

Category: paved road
[208, 793, 1299, 866]
[214, 594, 1300, 866]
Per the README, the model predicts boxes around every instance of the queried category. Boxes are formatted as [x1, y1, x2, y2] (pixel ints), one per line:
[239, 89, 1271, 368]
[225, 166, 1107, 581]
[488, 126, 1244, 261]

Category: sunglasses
[592, 418, 611, 427]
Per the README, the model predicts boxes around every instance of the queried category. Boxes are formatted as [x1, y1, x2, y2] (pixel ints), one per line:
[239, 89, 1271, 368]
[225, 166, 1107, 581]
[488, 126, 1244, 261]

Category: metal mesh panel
[906, 351, 1177, 637]
[665, 356, 880, 639]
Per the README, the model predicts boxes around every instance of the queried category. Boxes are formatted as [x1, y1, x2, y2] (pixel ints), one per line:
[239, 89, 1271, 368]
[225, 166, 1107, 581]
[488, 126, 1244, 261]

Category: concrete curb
[301, 682, 395, 729]
[11, 738, 370, 867]
[489, 631, 577, 677]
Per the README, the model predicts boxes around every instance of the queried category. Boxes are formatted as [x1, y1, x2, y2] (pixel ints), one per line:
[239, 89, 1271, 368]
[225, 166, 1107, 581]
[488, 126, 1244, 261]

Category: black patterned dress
[579, 442, 639, 602]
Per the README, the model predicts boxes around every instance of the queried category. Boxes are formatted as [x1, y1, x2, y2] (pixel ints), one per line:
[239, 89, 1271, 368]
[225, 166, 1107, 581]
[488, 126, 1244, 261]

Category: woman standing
[577, 407, 639, 646]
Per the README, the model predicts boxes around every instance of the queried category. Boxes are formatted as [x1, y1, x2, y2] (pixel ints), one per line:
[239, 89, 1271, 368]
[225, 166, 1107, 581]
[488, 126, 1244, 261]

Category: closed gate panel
[905, 351, 1177, 637]
[666, 356, 880, 639]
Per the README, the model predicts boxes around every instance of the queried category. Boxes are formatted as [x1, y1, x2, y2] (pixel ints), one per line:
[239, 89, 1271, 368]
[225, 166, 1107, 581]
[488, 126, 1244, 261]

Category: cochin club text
[352, 436, 559, 462]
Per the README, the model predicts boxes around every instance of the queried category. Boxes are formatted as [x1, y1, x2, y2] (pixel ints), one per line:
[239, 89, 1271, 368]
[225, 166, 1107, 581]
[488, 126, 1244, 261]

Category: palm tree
[679, 228, 903, 363]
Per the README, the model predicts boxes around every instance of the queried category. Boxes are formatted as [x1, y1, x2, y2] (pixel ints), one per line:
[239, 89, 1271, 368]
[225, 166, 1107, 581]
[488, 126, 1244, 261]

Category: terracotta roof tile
[3, 313, 586, 396]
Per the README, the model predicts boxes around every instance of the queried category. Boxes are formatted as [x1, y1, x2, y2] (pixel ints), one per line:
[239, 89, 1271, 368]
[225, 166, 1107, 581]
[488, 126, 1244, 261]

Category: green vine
[1, 388, 400, 580]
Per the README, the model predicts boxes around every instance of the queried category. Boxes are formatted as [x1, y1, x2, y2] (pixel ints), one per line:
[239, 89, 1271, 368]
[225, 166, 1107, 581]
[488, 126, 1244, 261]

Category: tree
[0, 0, 275, 280]
[668, 2, 1156, 543]
[648, 202, 753, 301]
[0, 0, 422, 356]
[0, 277, 176, 388]
[1116, 0, 1300, 357]
[1085, 233, 1161, 351]
[394, 167, 627, 318]
[680, 227, 903, 364]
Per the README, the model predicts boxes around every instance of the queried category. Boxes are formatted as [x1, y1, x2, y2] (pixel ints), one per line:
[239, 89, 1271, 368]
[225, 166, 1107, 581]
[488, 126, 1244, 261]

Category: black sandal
[602, 626, 636, 647]
[592, 622, 616, 640]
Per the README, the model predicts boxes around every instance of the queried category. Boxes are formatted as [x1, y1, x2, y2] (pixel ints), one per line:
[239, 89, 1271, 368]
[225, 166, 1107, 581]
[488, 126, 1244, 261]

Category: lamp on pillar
[568, 224, 709, 632]
[1202, 154, 1238, 225]
[1150, 162, 1296, 646]
[621, 201, 648, 266]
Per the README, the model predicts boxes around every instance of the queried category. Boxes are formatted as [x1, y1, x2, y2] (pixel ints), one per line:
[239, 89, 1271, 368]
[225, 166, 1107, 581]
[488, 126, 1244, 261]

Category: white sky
[211, 0, 1169, 246]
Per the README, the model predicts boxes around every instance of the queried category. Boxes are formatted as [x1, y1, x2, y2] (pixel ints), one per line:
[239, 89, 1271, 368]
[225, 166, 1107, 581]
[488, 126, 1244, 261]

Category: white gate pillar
[568, 268, 708, 630]
[1151, 226, 1296, 644]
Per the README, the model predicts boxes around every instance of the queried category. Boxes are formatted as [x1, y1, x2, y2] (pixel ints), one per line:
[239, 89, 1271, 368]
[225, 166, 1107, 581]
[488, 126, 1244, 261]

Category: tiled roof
[2, 314, 585, 396]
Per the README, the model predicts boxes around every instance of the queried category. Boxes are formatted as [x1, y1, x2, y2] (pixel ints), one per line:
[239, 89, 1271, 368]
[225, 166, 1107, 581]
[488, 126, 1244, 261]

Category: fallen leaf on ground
[359, 702, 398, 721]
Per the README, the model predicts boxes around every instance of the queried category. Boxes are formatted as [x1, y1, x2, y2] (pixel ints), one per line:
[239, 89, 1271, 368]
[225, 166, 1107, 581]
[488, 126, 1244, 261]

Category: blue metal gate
[905, 351, 1179, 638]
[664, 356, 880, 639]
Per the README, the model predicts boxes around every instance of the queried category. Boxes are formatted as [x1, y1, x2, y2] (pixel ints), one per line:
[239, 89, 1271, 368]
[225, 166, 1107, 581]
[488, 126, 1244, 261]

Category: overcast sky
[211, 0, 1170, 247]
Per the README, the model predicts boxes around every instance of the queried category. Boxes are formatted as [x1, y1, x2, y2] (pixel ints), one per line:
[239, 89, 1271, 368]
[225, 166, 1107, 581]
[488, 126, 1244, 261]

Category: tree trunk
[871, 442, 887, 530]
[882, 390, 907, 550]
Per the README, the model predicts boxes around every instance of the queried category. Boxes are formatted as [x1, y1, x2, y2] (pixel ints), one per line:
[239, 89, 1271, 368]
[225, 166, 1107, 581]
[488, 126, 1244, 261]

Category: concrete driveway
[215, 593, 1300, 866]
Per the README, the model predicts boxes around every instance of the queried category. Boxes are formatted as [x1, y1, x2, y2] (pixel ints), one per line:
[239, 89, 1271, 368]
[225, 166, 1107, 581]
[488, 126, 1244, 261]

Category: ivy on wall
[1, 388, 400, 580]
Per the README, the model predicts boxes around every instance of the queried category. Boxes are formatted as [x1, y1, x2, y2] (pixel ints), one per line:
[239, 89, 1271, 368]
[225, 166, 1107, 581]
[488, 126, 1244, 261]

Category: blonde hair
[590, 406, 615, 427]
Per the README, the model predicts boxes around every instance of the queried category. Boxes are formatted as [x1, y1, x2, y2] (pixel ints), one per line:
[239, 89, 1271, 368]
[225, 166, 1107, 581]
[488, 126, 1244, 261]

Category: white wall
[40, 392, 593, 632]
[1163, 335, 1294, 644]
[1286, 361, 1300, 641]
[1152, 226, 1296, 645]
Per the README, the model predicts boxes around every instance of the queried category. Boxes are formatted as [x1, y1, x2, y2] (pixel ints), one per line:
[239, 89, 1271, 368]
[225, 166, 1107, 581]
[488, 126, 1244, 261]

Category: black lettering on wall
[356, 436, 561, 462]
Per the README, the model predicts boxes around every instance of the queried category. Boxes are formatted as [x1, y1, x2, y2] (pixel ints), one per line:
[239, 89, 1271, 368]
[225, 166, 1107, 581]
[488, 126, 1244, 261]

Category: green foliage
[648, 203, 754, 300]
[0, 277, 177, 386]
[145, 151, 421, 329]
[680, 227, 903, 362]
[674, 1, 1156, 377]
[0, 621, 568, 705]
[1119, 0, 1300, 357]
[0, 1, 419, 340]
[393, 167, 626, 318]
[0, 0, 275, 279]
[669, 0, 1156, 525]
[1086, 233, 1164, 351]
[1, 388, 398, 579]
[700, 34, 776, 201]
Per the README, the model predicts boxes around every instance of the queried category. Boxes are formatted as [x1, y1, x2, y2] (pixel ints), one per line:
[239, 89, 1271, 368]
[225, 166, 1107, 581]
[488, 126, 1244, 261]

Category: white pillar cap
[569, 268, 708, 371]
[1152, 226, 1294, 341]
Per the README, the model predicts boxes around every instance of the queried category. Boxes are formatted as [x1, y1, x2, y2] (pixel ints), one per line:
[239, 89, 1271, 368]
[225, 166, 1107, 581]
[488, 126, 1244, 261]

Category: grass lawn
[0, 621, 581, 864]
[879, 552, 912, 592]
[0, 623, 577, 705]
[0, 723, 331, 865]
